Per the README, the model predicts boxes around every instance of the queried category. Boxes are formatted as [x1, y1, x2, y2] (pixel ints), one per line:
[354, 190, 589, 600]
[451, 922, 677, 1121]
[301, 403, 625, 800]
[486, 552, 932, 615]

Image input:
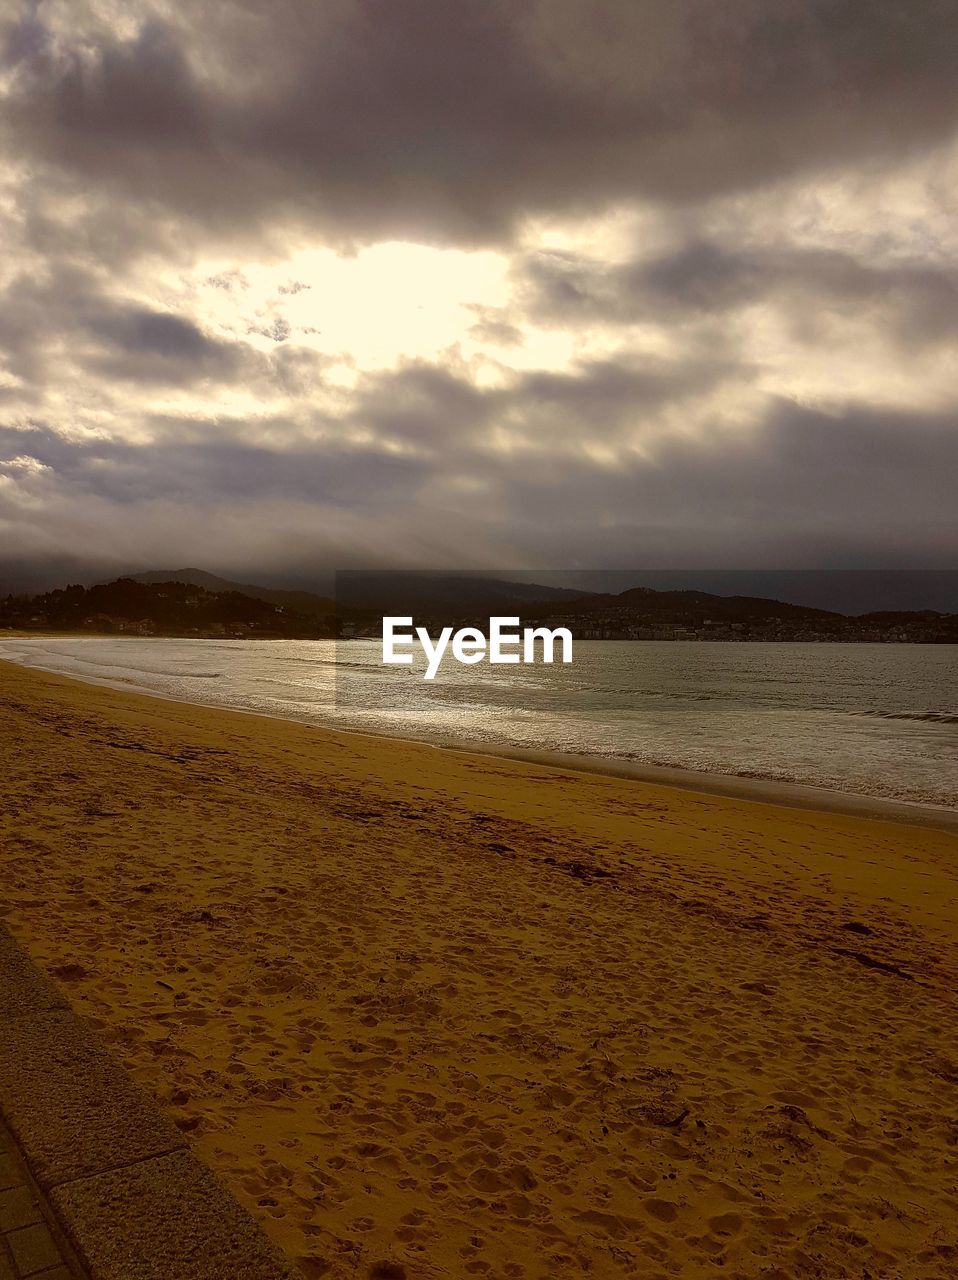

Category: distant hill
[522, 585, 957, 642]
[1, 578, 333, 638]
[333, 572, 586, 614]
[4, 561, 956, 612]
[552, 586, 838, 622]
[553, 571, 958, 615]
[3, 572, 955, 643]
[129, 568, 585, 617]
[129, 569, 337, 621]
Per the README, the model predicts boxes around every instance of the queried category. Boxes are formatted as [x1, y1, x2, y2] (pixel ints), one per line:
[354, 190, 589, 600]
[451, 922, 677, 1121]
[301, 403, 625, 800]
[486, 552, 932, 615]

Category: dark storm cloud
[0, 351, 717, 501]
[639, 246, 958, 348]
[341, 353, 737, 459]
[500, 399, 958, 525]
[0, 415, 429, 506]
[347, 363, 492, 448]
[3, 394, 956, 574]
[495, 358, 734, 448]
[88, 308, 218, 359]
[431, 397, 958, 568]
[0, 262, 270, 388]
[83, 305, 247, 383]
[516, 242, 958, 347]
[6, 1, 958, 248]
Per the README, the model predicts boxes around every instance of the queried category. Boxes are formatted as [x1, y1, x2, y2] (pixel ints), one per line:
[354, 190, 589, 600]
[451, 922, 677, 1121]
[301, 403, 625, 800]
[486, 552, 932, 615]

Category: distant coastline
[2, 570, 957, 644]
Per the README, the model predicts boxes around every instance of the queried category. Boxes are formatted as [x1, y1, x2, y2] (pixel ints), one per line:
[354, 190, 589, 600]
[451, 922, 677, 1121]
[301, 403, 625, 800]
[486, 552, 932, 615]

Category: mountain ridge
[2, 570, 954, 642]
[128, 569, 337, 619]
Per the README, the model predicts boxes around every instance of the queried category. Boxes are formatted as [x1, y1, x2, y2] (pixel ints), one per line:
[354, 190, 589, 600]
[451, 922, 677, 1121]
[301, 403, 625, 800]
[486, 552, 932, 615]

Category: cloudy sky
[1, 0, 957, 587]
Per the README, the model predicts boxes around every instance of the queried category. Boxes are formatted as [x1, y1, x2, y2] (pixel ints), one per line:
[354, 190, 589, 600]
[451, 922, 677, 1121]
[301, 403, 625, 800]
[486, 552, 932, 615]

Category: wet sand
[2, 658, 957, 1279]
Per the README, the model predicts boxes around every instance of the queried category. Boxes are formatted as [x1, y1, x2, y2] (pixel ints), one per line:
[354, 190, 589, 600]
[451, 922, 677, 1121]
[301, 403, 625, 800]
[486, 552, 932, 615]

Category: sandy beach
[1, 658, 957, 1279]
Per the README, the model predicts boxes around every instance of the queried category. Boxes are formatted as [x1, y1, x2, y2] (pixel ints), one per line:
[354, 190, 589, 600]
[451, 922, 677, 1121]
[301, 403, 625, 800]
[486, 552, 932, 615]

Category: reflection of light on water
[1, 637, 955, 809]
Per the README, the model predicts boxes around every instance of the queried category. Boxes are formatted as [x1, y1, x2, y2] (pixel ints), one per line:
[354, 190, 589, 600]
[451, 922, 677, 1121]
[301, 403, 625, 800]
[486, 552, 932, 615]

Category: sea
[1, 636, 956, 812]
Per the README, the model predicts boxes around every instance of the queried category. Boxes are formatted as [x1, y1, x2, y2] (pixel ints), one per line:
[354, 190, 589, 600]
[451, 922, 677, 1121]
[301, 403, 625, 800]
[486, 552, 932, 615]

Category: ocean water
[1, 636, 956, 810]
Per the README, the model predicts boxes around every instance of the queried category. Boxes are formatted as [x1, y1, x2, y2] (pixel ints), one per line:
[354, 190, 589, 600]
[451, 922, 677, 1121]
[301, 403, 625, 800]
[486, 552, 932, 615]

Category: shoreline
[439, 742, 958, 835]
[1, 648, 956, 835]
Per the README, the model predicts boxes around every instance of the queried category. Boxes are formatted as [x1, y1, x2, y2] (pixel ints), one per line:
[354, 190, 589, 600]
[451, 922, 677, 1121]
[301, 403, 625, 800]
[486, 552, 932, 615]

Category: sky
[1, 0, 957, 589]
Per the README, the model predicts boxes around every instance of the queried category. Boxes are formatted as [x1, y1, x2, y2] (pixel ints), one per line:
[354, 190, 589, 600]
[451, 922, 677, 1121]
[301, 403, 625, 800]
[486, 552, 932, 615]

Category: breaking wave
[860, 709, 958, 725]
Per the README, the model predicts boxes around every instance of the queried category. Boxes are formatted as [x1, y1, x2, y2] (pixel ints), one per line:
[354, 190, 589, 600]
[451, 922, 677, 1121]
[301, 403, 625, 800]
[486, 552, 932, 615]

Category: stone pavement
[1, 1121, 79, 1279]
[0, 926, 296, 1279]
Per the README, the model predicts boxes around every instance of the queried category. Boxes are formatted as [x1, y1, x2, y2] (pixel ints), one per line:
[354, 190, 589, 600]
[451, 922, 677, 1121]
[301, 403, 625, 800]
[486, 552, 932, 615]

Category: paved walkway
[0, 926, 295, 1279]
[0, 1122, 80, 1279]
